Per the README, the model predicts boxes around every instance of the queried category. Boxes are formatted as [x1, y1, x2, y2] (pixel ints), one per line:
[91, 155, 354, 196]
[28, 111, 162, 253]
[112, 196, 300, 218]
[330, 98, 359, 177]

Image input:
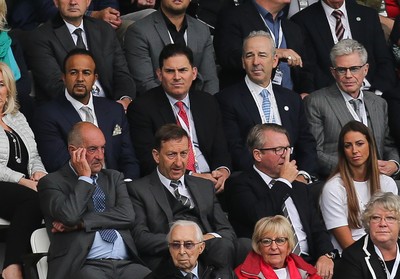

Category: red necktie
[176, 101, 196, 172]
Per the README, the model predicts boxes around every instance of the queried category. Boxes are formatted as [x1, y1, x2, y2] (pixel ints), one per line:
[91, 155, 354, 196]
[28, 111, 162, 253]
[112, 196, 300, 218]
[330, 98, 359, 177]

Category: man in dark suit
[26, 0, 135, 110]
[127, 43, 231, 192]
[225, 123, 336, 278]
[38, 122, 150, 279]
[216, 31, 318, 179]
[33, 48, 140, 180]
[213, 0, 314, 94]
[144, 220, 219, 279]
[127, 124, 237, 277]
[291, 0, 395, 93]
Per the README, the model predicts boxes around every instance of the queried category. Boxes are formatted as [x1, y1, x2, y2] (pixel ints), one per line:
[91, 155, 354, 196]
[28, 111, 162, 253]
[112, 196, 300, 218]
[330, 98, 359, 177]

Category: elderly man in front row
[128, 124, 237, 278]
[304, 39, 400, 179]
[38, 122, 150, 279]
[226, 123, 336, 279]
[145, 220, 220, 279]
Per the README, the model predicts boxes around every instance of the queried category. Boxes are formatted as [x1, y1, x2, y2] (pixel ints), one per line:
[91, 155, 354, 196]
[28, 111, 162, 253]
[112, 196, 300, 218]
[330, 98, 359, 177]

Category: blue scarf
[0, 32, 21, 81]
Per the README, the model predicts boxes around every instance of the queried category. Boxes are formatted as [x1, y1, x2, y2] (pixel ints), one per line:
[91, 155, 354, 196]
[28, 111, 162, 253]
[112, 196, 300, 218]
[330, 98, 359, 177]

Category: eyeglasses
[370, 215, 397, 224]
[257, 146, 293, 156]
[258, 237, 288, 247]
[169, 241, 203, 250]
[332, 63, 366, 75]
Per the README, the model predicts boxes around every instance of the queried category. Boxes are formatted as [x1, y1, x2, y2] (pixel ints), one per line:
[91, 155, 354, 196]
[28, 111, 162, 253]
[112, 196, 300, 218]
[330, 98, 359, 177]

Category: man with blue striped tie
[38, 122, 150, 279]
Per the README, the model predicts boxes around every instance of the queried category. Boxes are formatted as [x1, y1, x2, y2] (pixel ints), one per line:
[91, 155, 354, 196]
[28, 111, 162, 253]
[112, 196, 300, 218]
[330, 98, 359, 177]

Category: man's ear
[152, 149, 160, 164]
[156, 68, 162, 82]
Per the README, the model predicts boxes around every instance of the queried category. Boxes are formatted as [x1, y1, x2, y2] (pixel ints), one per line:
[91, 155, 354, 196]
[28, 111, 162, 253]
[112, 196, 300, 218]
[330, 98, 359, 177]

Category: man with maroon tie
[127, 44, 231, 192]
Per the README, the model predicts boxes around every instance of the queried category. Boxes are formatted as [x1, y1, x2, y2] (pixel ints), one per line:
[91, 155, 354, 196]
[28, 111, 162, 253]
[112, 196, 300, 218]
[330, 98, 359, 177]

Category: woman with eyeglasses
[235, 215, 321, 279]
[334, 192, 400, 279]
[320, 121, 398, 254]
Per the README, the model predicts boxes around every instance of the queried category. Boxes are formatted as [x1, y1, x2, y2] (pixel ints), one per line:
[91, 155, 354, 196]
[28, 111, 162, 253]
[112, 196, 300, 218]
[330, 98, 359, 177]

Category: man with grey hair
[216, 30, 318, 181]
[145, 220, 223, 279]
[225, 123, 336, 278]
[304, 39, 400, 179]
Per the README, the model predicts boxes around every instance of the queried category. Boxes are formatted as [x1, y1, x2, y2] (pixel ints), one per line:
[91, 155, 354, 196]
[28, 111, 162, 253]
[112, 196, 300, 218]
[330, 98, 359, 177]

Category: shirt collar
[321, 0, 348, 19]
[64, 19, 84, 36]
[245, 75, 274, 96]
[156, 167, 184, 188]
[252, 0, 285, 20]
[180, 263, 199, 278]
[65, 89, 95, 113]
[337, 85, 364, 102]
[165, 92, 190, 109]
[160, 9, 188, 33]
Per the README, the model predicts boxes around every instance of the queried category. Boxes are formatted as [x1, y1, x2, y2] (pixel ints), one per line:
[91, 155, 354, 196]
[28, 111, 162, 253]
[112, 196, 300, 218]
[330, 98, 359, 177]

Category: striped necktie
[332, 10, 345, 41]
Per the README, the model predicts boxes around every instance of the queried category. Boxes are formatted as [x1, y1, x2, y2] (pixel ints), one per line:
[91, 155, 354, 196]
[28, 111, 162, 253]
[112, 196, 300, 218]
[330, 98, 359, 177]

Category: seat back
[30, 228, 50, 279]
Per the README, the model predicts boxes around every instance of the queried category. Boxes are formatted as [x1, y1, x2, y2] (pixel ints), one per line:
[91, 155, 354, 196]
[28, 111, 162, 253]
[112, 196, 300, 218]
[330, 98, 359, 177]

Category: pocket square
[112, 124, 122, 136]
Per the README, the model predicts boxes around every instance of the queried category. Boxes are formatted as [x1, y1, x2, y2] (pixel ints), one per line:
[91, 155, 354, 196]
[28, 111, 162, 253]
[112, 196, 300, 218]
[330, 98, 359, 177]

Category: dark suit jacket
[127, 171, 236, 265]
[38, 165, 142, 279]
[127, 86, 231, 176]
[213, 1, 314, 92]
[215, 81, 318, 175]
[32, 94, 140, 179]
[291, 1, 396, 92]
[27, 13, 135, 102]
[145, 257, 218, 279]
[225, 168, 333, 262]
[334, 235, 400, 279]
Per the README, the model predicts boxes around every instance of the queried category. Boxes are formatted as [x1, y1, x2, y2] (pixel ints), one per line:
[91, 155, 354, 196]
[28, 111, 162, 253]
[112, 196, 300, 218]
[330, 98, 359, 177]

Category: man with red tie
[127, 44, 231, 192]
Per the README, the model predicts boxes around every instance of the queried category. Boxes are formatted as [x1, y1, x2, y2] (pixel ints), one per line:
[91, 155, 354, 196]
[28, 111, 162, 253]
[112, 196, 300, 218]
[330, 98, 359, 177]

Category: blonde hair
[251, 215, 295, 255]
[0, 0, 9, 32]
[0, 62, 19, 114]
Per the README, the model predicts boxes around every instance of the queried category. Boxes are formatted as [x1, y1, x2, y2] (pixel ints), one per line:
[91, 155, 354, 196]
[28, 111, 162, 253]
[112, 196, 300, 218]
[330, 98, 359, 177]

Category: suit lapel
[57, 95, 83, 126]
[156, 88, 177, 123]
[52, 14, 76, 53]
[314, 2, 335, 49]
[189, 91, 207, 145]
[186, 17, 199, 54]
[153, 11, 172, 45]
[274, 85, 294, 133]
[326, 85, 354, 127]
[150, 172, 174, 222]
[239, 81, 262, 125]
[346, 2, 364, 42]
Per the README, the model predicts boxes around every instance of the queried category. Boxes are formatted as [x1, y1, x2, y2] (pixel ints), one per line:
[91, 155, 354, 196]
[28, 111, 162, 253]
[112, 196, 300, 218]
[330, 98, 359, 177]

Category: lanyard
[258, 13, 283, 48]
[374, 243, 400, 279]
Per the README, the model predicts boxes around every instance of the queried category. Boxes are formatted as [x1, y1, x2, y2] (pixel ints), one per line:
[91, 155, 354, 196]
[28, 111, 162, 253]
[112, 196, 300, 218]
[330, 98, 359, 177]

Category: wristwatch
[324, 249, 338, 260]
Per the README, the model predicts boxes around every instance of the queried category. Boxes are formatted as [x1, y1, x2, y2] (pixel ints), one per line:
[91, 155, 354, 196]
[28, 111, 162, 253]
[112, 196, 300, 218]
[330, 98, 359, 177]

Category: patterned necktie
[170, 180, 191, 208]
[349, 99, 362, 120]
[332, 10, 345, 41]
[281, 194, 302, 255]
[260, 89, 272, 122]
[91, 176, 118, 243]
[175, 101, 196, 173]
[80, 106, 94, 123]
[73, 28, 86, 49]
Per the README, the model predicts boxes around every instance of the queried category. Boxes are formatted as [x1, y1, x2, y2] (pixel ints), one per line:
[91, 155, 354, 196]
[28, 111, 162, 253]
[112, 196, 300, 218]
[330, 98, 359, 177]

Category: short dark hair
[154, 124, 189, 151]
[158, 44, 194, 69]
[62, 48, 97, 74]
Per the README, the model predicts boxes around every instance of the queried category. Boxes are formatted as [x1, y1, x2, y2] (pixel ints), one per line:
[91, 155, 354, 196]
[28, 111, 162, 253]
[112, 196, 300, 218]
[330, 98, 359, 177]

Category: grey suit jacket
[123, 10, 219, 95]
[38, 165, 141, 279]
[304, 84, 399, 177]
[127, 171, 235, 263]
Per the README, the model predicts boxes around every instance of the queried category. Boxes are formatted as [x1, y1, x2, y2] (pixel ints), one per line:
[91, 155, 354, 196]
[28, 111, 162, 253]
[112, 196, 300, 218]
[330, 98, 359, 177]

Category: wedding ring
[287, 56, 292, 60]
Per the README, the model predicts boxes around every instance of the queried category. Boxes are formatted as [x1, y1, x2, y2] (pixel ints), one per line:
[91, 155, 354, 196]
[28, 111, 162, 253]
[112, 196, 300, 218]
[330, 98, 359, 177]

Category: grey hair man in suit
[304, 39, 400, 179]
[38, 122, 150, 279]
[127, 124, 237, 278]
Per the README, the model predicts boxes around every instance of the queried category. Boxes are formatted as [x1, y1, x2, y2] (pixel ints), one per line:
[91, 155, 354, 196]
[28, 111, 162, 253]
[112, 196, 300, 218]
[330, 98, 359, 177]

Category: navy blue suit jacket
[216, 80, 318, 175]
[291, 1, 395, 92]
[33, 94, 140, 179]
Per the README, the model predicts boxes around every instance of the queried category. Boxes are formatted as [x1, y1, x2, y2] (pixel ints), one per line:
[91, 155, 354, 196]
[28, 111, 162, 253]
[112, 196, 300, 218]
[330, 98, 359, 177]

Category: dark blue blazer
[33, 94, 140, 179]
[216, 80, 318, 175]
[291, 1, 396, 92]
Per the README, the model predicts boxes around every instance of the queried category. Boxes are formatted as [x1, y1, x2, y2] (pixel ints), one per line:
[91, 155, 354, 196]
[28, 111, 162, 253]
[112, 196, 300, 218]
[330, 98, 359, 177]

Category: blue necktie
[91, 176, 118, 243]
[261, 89, 272, 122]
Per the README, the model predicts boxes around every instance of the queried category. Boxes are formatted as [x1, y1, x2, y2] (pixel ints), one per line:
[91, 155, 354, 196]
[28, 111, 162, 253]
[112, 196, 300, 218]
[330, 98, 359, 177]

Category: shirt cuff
[389, 160, 400, 176]
[79, 176, 93, 184]
[215, 166, 231, 175]
[207, 233, 221, 238]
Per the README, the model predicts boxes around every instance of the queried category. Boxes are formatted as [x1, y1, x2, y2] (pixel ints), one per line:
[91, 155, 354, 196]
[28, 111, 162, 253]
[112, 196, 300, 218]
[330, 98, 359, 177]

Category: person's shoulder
[217, 80, 247, 98]
[100, 168, 124, 180]
[379, 174, 398, 193]
[292, 1, 321, 19]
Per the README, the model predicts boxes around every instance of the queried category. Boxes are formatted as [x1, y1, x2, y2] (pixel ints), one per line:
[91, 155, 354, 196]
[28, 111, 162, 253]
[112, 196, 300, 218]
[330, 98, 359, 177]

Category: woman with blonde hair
[235, 215, 321, 279]
[0, 63, 46, 279]
[320, 121, 398, 253]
